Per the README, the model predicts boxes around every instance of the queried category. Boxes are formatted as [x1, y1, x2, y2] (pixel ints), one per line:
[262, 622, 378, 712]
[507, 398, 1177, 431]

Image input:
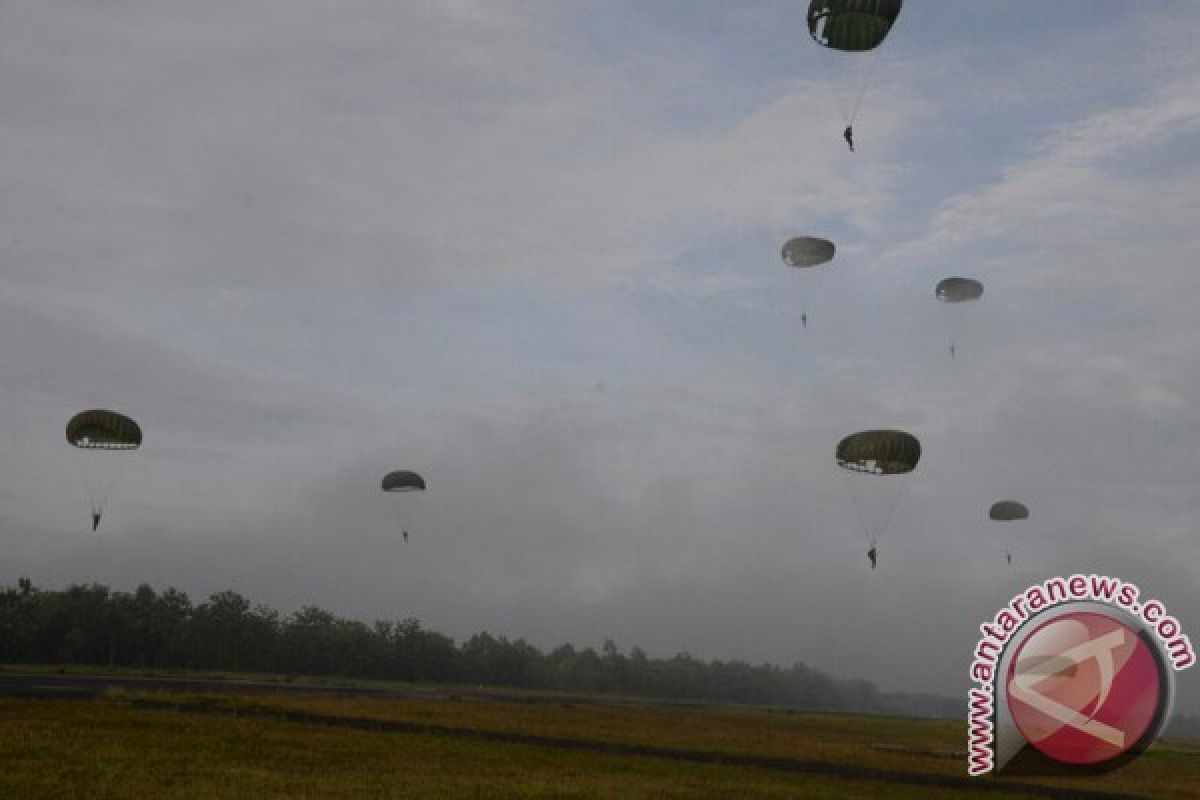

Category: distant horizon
[0, 576, 963, 721]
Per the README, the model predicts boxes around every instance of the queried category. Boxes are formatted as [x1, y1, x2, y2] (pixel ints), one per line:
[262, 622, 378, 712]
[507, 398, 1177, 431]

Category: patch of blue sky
[1101, 125, 1200, 182]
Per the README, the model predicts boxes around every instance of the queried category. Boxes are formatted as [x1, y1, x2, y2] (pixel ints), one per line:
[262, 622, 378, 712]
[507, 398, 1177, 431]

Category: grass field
[0, 673, 1196, 799]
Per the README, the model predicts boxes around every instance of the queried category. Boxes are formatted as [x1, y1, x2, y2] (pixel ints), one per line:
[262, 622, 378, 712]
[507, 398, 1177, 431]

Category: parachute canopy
[807, 0, 903, 52]
[989, 501, 1029, 521]
[935, 277, 984, 304]
[382, 471, 426, 492]
[66, 410, 142, 450]
[835, 430, 920, 475]
[782, 237, 836, 268]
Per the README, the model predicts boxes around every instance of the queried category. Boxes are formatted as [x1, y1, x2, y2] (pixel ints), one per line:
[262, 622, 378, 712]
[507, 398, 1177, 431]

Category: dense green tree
[0, 579, 961, 719]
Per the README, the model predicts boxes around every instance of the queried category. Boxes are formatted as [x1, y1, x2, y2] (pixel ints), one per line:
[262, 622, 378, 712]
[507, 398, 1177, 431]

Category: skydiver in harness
[92, 512, 102, 532]
[843, 125, 854, 152]
[1006, 550, 1012, 565]
[801, 312, 808, 330]
[867, 541, 877, 569]
[403, 530, 409, 543]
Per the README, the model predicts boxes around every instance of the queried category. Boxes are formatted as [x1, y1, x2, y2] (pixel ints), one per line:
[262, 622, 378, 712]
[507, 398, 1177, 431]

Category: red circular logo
[1006, 611, 1163, 766]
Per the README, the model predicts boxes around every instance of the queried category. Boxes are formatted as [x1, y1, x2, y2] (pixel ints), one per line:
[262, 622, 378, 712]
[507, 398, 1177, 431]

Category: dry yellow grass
[124, 688, 1200, 798]
[4, 680, 1198, 799]
[0, 696, 1050, 800]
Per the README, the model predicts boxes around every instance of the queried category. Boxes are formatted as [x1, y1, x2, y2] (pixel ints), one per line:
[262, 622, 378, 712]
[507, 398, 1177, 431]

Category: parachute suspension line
[838, 468, 911, 547]
[83, 453, 118, 529]
[874, 475, 910, 549]
[72, 456, 106, 530]
[845, 45, 885, 127]
[820, 43, 886, 129]
[839, 470, 876, 546]
[823, 68, 852, 129]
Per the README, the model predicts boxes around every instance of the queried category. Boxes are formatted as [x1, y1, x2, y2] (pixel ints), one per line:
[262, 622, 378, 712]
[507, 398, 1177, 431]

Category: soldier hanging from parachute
[66, 409, 142, 532]
[835, 429, 921, 570]
[807, 1, 903, 152]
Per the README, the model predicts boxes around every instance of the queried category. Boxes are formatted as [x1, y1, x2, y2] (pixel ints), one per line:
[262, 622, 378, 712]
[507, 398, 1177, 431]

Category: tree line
[0, 578, 960, 717]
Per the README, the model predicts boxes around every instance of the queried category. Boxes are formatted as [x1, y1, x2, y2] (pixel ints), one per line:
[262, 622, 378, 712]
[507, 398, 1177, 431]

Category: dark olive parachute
[382, 471, 426, 492]
[66, 410, 142, 450]
[835, 430, 920, 475]
[935, 277, 984, 304]
[782, 237, 836, 268]
[835, 429, 920, 551]
[66, 410, 141, 531]
[989, 501, 1029, 521]
[808, 0, 903, 52]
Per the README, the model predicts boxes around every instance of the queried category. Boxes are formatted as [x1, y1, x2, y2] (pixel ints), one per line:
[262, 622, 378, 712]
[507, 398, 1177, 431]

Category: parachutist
[403, 530, 409, 542]
[949, 343, 956, 359]
[801, 312, 808, 329]
[867, 544, 877, 569]
[67, 409, 141, 536]
[1006, 550, 1012, 565]
[843, 125, 855, 152]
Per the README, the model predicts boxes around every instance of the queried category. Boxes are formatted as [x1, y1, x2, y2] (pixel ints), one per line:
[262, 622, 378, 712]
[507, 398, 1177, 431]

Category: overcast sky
[3, 1, 1200, 713]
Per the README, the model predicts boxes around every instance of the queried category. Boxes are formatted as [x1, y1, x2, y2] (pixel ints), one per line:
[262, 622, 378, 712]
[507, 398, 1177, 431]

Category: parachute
[935, 277, 983, 358]
[807, 1, 903, 141]
[835, 429, 920, 475]
[781, 237, 835, 329]
[66, 410, 142, 531]
[935, 277, 984, 304]
[381, 471, 426, 492]
[989, 500, 1028, 565]
[835, 430, 920, 554]
[382, 470, 426, 540]
[989, 501, 1029, 521]
[782, 237, 835, 268]
[807, 0, 903, 52]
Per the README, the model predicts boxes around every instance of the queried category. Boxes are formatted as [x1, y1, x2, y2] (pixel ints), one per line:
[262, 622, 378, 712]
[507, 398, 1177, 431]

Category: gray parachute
[782, 237, 836, 268]
[989, 501, 1029, 521]
[935, 277, 984, 303]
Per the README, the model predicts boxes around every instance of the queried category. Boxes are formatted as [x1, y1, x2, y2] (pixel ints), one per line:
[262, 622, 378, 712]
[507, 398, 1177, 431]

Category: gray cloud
[2, 2, 1199, 716]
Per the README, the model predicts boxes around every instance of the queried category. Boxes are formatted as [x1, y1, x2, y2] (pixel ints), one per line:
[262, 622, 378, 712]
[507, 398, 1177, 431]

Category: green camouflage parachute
[807, 1, 903, 145]
[66, 410, 142, 450]
[835, 430, 921, 475]
[382, 470, 426, 541]
[807, 0, 903, 52]
[382, 471, 426, 492]
[66, 410, 141, 531]
[835, 429, 920, 554]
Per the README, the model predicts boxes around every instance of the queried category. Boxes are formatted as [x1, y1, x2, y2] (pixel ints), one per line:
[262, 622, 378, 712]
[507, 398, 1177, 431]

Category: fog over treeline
[0, 579, 960, 718]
